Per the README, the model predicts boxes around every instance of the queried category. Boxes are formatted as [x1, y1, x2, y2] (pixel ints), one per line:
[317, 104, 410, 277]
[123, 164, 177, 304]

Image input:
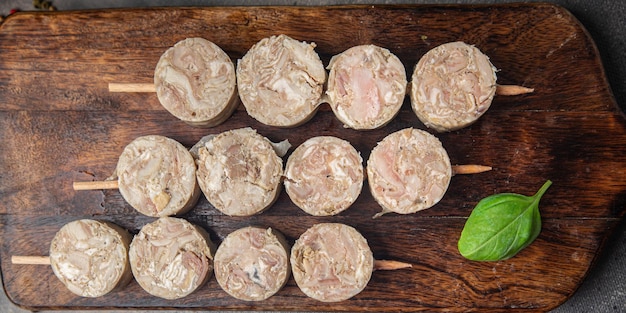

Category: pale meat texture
[410, 41, 497, 132]
[367, 128, 452, 216]
[326, 45, 407, 130]
[284, 136, 363, 216]
[237, 34, 326, 127]
[155, 37, 238, 126]
[49, 219, 132, 298]
[196, 128, 283, 216]
[128, 217, 214, 300]
[115, 135, 199, 217]
[291, 223, 374, 302]
[214, 227, 290, 301]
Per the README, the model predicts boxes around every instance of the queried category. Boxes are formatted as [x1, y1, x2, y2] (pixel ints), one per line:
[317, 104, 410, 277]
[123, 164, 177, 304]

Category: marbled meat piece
[128, 217, 214, 300]
[237, 34, 326, 127]
[49, 219, 132, 297]
[410, 41, 497, 132]
[214, 226, 290, 301]
[284, 136, 363, 216]
[155, 37, 238, 127]
[195, 128, 284, 216]
[367, 128, 452, 216]
[114, 135, 199, 217]
[326, 44, 407, 130]
[290, 223, 373, 302]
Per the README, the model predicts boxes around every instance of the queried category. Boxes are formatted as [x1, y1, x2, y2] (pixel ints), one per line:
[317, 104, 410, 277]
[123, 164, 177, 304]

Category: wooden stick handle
[13, 256, 413, 270]
[108, 83, 156, 93]
[496, 84, 534, 96]
[73, 180, 119, 190]
[11, 256, 50, 265]
[452, 165, 492, 175]
[374, 259, 413, 271]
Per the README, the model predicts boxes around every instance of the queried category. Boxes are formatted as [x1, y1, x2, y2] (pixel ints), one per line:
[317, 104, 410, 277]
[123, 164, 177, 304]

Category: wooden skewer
[109, 82, 533, 96]
[108, 83, 155, 93]
[13, 254, 412, 272]
[452, 164, 493, 175]
[72, 165, 491, 191]
[73, 180, 119, 190]
[374, 259, 413, 271]
[496, 84, 534, 96]
[11, 255, 50, 265]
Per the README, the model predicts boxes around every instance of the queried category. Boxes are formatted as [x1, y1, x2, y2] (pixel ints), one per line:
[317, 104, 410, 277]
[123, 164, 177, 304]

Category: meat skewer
[237, 34, 327, 127]
[109, 38, 531, 131]
[326, 44, 407, 130]
[129, 217, 214, 300]
[410, 41, 533, 132]
[367, 127, 490, 218]
[73, 135, 200, 217]
[291, 223, 412, 302]
[74, 134, 488, 217]
[284, 136, 364, 216]
[13, 223, 412, 301]
[213, 226, 290, 301]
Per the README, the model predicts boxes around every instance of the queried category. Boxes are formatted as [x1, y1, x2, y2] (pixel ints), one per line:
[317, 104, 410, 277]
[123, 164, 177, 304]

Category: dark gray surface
[1, 1, 624, 312]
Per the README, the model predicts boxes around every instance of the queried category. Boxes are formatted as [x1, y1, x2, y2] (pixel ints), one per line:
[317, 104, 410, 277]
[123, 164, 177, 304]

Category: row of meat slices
[111, 126, 452, 218]
[50, 219, 375, 302]
[153, 35, 505, 132]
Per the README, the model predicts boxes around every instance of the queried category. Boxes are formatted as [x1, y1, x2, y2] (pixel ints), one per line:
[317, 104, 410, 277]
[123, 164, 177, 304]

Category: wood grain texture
[0, 4, 625, 312]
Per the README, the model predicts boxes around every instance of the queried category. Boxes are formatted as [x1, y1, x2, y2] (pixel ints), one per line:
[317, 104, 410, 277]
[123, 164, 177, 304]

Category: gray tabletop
[1, 1, 624, 312]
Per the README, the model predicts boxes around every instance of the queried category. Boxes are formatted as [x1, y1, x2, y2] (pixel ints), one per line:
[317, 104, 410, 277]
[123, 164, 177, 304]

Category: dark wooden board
[1, 4, 625, 312]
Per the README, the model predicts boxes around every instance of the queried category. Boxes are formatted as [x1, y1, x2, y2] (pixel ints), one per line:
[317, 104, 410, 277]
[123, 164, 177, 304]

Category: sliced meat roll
[214, 226, 290, 301]
[114, 135, 199, 217]
[291, 223, 374, 302]
[129, 217, 214, 300]
[410, 41, 497, 132]
[195, 128, 284, 216]
[155, 37, 238, 127]
[367, 128, 452, 216]
[237, 34, 326, 127]
[326, 45, 407, 130]
[49, 219, 132, 298]
[284, 136, 363, 216]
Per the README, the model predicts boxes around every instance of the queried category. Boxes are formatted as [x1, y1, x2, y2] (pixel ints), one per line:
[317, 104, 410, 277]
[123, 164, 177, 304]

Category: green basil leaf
[458, 180, 552, 261]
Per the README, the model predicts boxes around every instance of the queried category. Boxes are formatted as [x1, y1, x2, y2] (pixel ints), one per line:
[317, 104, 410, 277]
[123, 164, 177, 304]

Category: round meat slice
[367, 128, 452, 217]
[49, 219, 132, 298]
[284, 136, 363, 216]
[114, 135, 199, 217]
[129, 217, 214, 300]
[326, 45, 407, 130]
[410, 41, 497, 132]
[195, 128, 284, 216]
[155, 37, 238, 127]
[237, 34, 326, 127]
[214, 226, 290, 301]
[291, 223, 374, 302]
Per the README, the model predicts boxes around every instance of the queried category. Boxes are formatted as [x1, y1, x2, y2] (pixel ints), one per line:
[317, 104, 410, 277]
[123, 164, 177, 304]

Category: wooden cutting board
[1, 3, 624, 312]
